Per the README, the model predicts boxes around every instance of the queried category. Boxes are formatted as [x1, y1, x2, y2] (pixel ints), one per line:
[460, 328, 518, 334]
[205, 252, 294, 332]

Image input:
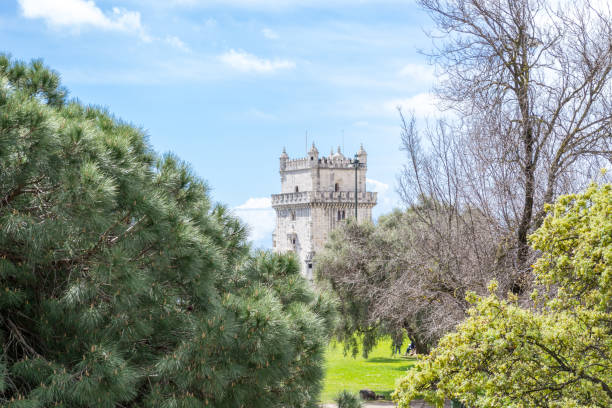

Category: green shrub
[393, 184, 612, 408]
[335, 390, 363, 408]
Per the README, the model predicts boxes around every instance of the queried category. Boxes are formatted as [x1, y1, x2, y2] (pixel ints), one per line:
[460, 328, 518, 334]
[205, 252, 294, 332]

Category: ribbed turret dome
[331, 146, 344, 159]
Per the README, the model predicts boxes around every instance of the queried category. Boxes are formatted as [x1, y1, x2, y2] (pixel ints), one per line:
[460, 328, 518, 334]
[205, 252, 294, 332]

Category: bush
[335, 390, 363, 408]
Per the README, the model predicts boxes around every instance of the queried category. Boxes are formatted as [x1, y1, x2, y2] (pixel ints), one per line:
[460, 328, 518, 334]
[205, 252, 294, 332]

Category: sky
[0, 0, 438, 248]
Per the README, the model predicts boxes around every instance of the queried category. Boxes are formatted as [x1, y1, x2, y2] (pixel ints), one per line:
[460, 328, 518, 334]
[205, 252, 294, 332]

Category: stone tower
[271, 143, 377, 279]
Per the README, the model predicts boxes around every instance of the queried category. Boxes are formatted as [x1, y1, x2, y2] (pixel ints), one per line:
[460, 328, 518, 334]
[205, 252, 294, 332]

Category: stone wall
[272, 205, 314, 279]
[281, 168, 313, 193]
[315, 167, 366, 192]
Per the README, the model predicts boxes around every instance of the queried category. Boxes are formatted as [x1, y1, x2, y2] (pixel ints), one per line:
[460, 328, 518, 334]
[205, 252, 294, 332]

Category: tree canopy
[316, 202, 504, 355]
[317, 0, 612, 359]
[0, 55, 336, 407]
[393, 183, 612, 408]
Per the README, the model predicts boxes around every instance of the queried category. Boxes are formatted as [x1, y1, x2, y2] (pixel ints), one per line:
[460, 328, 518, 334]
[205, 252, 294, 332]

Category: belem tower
[271, 143, 377, 279]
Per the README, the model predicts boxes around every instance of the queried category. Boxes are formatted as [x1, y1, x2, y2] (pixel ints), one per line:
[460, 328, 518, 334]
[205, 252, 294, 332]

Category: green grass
[321, 337, 416, 403]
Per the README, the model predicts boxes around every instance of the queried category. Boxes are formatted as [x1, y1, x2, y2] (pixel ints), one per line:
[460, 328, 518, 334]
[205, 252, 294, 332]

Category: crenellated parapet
[281, 145, 366, 172]
[283, 158, 314, 171]
[271, 191, 377, 208]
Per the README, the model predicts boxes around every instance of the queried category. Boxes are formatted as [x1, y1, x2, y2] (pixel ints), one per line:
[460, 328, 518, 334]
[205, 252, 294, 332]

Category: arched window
[334, 182, 339, 192]
[294, 186, 299, 192]
[291, 211, 296, 221]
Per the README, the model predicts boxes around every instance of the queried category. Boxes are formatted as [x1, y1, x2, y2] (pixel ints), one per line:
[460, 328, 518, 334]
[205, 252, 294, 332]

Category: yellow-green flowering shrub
[393, 184, 611, 408]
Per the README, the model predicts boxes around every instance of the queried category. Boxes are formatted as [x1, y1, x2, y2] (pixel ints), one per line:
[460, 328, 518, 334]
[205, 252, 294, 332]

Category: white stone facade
[271, 143, 377, 279]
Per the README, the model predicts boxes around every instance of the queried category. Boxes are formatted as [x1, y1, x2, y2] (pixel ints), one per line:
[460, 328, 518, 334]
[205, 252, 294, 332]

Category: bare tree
[402, 0, 612, 280]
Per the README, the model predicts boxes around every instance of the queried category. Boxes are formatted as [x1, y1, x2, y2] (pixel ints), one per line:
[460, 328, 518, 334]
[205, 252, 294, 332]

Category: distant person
[394, 341, 403, 355]
[405, 342, 414, 355]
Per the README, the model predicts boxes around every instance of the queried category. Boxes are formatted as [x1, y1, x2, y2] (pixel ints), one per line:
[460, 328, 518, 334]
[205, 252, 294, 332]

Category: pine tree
[0, 55, 335, 407]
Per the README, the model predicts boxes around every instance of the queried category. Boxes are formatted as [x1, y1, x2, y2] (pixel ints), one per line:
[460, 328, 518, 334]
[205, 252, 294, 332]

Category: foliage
[316, 204, 504, 354]
[0, 55, 335, 407]
[335, 390, 362, 408]
[393, 184, 612, 408]
[316, 219, 386, 356]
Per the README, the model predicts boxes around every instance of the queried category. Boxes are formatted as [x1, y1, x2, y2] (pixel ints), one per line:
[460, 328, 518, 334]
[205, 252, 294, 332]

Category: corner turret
[308, 142, 319, 166]
[357, 143, 367, 165]
[280, 147, 289, 170]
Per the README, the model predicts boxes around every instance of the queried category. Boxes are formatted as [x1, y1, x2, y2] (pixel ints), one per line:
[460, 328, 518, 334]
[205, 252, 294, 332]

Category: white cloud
[234, 197, 275, 247]
[262, 28, 279, 39]
[366, 178, 389, 193]
[18, 0, 149, 40]
[384, 93, 439, 118]
[165, 35, 190, 52]
[398, 63, 435, 83]
[235, 197, 272, 209]
[333, 93, 438, 121]
[367, 178, 398, 217]
[219, 49, 295, 73]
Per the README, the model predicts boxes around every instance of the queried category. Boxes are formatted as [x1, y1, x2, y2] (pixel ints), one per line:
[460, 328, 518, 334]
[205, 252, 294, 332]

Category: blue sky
[1, 0, 438, 247]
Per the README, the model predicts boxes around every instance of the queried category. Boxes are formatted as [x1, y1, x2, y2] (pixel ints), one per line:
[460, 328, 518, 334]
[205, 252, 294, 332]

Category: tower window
[337, 210, 346, 221]
[291, 211, 296, 221]
[334, 182, 339, 192]
[295, 186, 299, 192]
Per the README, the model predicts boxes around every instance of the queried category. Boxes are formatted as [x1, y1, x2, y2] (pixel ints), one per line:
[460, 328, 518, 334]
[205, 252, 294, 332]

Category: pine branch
[0, 176, 45, 209]
[50, 214, 147, 272]
[3, 317, 41, 358]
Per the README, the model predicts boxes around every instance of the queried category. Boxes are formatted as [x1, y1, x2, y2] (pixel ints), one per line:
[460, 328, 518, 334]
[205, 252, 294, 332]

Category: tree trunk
[515, 25, 536, 275]
[404, 324, 431, 355]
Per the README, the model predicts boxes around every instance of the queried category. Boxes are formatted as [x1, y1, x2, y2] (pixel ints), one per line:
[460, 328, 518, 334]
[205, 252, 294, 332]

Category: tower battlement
[279, 144, 368, 195]
[271, 191, 377, 207]
[281, 145, 366, 172]
[281, 151, 361, 171]
[272, 143, 376, 279]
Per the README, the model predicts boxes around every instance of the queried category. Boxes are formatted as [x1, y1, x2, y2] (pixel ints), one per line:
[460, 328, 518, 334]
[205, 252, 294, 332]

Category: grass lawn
[321, 337, 416, 403]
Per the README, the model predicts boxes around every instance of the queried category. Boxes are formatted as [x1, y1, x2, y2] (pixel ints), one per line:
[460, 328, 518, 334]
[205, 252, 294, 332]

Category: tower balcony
[271, 191, 377, 208]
